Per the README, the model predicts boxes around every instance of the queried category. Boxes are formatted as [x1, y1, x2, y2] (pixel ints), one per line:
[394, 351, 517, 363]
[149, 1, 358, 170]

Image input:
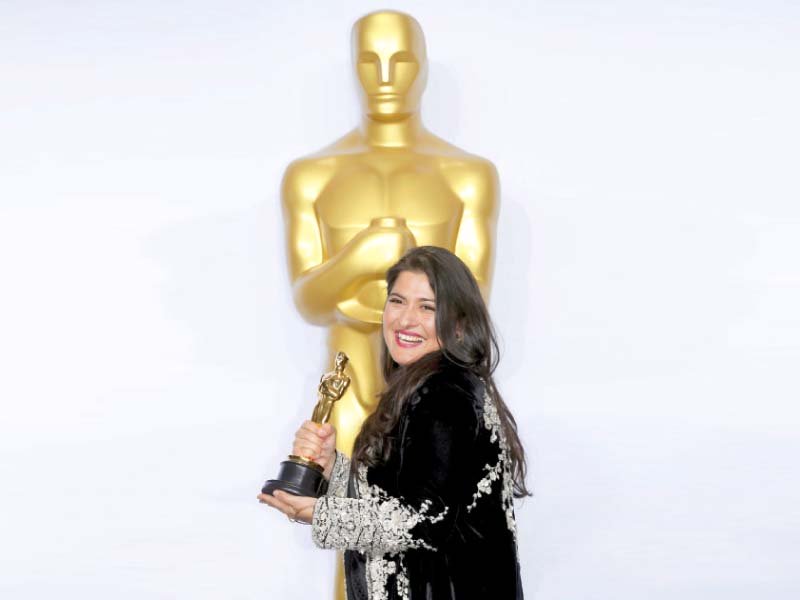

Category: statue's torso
[287, 139, 491, 325]
[313, 149, 464, 254]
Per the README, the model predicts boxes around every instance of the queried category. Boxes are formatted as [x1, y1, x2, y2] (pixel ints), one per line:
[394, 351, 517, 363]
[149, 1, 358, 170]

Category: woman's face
[383, 270, 442, 365]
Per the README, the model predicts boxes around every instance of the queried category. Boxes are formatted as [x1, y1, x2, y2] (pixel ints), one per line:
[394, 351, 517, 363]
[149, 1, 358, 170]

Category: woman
[259, 246, 528, 599]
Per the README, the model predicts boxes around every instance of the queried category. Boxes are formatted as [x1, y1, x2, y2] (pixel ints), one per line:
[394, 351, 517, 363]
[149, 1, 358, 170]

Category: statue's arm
[282, 162, 346, 324]
[452, 159, 500, 302]
[282, 161, 411, 325]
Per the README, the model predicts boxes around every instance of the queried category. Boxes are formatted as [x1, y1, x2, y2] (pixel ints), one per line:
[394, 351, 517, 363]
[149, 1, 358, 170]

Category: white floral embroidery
[325, 451, 350, 498]
[313, 466, 425, 600]
[395, 558, 410, 599]
[356, 464, 447, 553]
[361, 470, 414, 600]
[467, 460, 502, 510]
[466, 388, 518, 542]
[311, 464, 448, 556]
[366, 557, 396, 600]
[360, 553, 411, 600]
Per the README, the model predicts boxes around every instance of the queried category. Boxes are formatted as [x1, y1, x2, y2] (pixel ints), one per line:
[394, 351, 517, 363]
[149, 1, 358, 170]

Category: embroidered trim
[466, 388, 518, 542]
[363, 554, 410, 600]
[467, 460, 503, 510]
[366, 556, 397, 600]
[325, 451, 350, 498]
[395, 558, 410, 599]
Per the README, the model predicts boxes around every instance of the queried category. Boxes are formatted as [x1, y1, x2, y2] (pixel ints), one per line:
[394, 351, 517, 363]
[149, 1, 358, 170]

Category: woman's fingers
[294, 435, 322, 449]
[277, 492, 316, 523]
[294, 428, 324, 447]
[293, 435, 319, 451]
[257, 491, 316, 524]
[294, 444, 320, 454]
[257, 493, 293, 515]
[293, 423, 330, 458]
[292, 422, 336, 465]
[257, 493, 302, 518]
[300, 421, 323, 436]
[293, 447, 322, 461]
[299, 421, 332, 441]
[297, 424, 321, 439]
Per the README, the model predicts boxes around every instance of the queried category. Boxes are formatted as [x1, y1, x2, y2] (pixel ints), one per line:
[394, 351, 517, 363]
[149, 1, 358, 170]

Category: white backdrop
[1, 0, 799, 598]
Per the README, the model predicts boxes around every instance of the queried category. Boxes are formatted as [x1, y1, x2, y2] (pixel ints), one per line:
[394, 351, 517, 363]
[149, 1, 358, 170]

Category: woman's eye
[422, 305, 435, 311]
[388, 297, 402, 304]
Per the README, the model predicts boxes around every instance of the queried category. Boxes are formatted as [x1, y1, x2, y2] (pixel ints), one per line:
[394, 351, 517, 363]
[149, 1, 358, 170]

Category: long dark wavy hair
[351, 246, 531, 498]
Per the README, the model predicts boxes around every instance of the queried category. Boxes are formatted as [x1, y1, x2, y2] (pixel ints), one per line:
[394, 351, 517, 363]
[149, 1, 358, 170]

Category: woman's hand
[292, 421, 337, 480]
[257, 490, 316, 524]
[255, 422, 336, 524]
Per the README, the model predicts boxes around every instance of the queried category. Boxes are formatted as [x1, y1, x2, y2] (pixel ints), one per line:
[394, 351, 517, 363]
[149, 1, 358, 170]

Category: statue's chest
[315, 159, 463, 252]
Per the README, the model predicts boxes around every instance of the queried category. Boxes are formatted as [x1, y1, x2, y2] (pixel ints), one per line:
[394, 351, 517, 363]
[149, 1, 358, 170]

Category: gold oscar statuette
[261, 352, 351, 497]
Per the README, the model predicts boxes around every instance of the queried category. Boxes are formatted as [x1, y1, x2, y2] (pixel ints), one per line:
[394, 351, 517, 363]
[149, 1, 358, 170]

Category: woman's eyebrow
[388, 292, 435, 302]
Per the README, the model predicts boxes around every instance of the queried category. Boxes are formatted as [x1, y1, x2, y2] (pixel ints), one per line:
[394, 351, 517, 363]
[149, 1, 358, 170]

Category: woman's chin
[390, 346, 438, 366]
[391, 353, 417, 366]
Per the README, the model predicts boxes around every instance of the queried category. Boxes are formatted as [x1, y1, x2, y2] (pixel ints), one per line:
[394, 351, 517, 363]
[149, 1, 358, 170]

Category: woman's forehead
[389, 270, 435, 298]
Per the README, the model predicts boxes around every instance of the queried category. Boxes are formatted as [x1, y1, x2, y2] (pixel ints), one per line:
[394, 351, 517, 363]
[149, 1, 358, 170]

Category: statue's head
[351, 11, 428, 121]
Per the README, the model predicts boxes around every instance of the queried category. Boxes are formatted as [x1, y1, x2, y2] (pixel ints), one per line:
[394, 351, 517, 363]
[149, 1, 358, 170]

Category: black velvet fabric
[344, 362, 524, 599]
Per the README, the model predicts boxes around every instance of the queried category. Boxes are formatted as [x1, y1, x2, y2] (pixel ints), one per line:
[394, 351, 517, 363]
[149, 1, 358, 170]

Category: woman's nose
[398, 306, 418, 328]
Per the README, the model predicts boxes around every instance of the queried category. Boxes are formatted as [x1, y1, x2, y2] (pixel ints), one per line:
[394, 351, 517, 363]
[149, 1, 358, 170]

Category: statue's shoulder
[448, 154, 499, 186]
[422, 134, 498, 179]
[291, 129, 364, 165]
[282, 154, 334, 185]
[429, 145, 498, 206]
[282, 130, 363, 197]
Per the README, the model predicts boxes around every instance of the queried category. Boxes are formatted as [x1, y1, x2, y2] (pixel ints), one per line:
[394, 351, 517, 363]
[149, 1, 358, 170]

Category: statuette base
[262, 457, 329, 497]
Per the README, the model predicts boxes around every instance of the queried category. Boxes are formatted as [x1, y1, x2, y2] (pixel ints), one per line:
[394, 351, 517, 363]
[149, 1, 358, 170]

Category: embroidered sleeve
[312, 385, 478, 555]
[324, 450, 350, 498]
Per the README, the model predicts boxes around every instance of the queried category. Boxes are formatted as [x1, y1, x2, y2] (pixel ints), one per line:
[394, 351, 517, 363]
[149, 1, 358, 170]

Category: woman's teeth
[397, 332, 423, 343]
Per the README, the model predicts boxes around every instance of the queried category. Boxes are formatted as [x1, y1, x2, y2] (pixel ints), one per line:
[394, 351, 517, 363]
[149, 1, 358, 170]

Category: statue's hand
[292, 421, 337, 480]
[351, 221, 417, 276]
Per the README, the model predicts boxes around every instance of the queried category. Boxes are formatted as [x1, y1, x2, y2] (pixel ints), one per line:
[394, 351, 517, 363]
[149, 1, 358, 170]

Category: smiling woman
[260, 246, 528, 599]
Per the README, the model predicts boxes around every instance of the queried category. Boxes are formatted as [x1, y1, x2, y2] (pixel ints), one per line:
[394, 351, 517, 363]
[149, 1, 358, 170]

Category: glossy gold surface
[310, 352, 351, 425]
[283, 8, 498, 449]
[280, 13, 498, 595]
[282, 11, 498, 454]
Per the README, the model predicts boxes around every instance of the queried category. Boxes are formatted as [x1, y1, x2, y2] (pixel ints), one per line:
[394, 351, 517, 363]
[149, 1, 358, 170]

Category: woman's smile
[395, 330, 425, 347]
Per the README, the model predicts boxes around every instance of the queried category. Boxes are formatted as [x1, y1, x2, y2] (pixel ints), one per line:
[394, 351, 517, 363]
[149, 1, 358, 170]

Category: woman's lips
[395, 331, 424, 348]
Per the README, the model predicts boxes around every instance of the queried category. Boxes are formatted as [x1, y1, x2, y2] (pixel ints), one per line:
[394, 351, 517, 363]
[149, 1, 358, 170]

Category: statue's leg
[335, 558, 346, 600]
[326, 323, 383, 600]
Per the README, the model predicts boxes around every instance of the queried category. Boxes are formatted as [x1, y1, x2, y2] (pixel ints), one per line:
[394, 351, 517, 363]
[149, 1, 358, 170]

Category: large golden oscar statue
[280, 11, 498, 598]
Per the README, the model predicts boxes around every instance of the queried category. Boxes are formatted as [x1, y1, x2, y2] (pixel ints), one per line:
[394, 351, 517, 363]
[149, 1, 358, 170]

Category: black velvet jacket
[312, 362, 524, 600]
